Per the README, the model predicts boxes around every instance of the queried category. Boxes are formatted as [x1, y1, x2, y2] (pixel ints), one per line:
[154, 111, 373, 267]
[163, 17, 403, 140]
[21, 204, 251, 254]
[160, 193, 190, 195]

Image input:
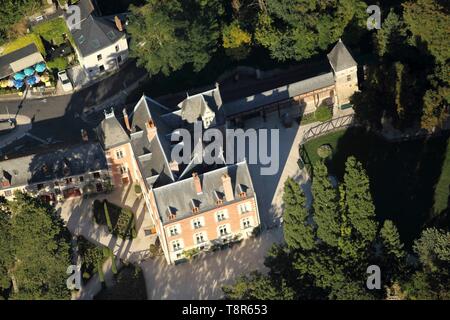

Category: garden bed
[77, 236, 117, 284]
[93, 199, 137, 239]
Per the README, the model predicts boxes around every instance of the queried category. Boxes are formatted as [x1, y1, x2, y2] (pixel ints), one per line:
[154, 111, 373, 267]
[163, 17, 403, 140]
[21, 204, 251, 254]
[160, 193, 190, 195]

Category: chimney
[169, 160, 179, 172]
[122, 108, 131, 132]
[192, 172, 202, 194]
[145, 119, 156, 141]
[114, 16, 123, 32]
[222, 173, 234, 202]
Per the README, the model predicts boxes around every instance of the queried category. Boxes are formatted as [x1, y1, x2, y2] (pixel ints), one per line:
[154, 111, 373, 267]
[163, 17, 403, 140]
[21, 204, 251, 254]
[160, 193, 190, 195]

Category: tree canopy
[0, 193, 71, 300]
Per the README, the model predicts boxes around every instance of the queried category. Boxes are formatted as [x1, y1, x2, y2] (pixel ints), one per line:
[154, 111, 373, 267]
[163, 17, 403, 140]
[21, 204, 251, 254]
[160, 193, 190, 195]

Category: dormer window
[214, 190, 223, 206]
[190, 199, 199, 214]
[237, 184, 247, 199]
[166, 207, 176, 220]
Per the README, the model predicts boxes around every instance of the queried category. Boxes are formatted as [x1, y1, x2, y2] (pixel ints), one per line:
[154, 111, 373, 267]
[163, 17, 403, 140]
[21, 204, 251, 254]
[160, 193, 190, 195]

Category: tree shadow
[329, 127, 449, 247]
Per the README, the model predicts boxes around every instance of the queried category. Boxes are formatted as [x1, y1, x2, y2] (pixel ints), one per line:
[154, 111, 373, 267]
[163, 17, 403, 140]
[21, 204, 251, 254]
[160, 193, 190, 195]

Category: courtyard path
[57, 185, 156, 264]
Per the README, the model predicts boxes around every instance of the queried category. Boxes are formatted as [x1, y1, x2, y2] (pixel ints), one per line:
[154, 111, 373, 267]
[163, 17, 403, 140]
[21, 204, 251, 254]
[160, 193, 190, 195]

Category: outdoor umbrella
[24, 67, 35, 76]
[40, 74, 50, 82]
[13, 79, 24, 89]
[35, 62, 47, 73]
[13, 72, 25, 80]
[26, 76, 36, 86]
[0, 80, 8, 88]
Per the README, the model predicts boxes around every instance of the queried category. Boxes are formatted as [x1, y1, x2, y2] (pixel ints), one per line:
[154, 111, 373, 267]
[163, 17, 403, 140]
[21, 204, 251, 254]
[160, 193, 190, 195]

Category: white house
[67, 0, 129, 79]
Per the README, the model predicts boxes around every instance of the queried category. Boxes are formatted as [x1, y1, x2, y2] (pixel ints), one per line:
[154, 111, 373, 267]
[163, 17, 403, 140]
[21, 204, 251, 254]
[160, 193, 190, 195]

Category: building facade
[0, 143, 109, 203]
[67, 0, 129, 79]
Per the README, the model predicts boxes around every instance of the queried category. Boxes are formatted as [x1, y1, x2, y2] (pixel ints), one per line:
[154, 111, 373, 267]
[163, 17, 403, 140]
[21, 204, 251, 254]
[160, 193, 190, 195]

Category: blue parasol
[13, 72, 26, 80]
[26, 76, 37, 85]
[24, 67, 35, 76]
[13, 79, 24, 89]
[35, 62, 47, 73]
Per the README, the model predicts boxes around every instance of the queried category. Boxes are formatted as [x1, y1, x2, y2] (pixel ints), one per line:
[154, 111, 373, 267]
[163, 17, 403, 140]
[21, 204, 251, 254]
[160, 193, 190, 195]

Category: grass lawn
[2, 33, 45, 55]
[32, 17, 71, 46]
[93, 200, 137, 239]
[94, 265, 147, 300]
[303, 127, 450, 247]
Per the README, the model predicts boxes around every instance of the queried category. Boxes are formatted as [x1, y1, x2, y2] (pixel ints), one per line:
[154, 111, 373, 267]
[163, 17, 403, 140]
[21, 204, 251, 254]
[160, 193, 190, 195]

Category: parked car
[58, 70, 73, 92]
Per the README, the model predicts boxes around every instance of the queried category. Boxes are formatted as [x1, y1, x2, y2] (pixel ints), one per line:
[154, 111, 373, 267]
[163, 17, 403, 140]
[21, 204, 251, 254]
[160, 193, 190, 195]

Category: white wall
[78, 36, 129, 78]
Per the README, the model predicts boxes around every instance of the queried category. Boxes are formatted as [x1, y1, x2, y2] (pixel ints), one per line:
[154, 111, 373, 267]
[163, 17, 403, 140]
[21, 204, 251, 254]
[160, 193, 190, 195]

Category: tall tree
[311, 161, 341, 247]
[128, 0, 223, 75]
[379, 220, 406, 283]
[337, 157, 378, 260]
[403, 0, 450, 64]
[3, 193, 71, 300]
[254, 0, 366, 61]
[282, 177, 315, 250]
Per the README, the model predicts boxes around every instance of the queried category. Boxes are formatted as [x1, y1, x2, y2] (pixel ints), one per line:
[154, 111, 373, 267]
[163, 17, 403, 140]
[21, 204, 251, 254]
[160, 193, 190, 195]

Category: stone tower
[327, 39, 358, 108]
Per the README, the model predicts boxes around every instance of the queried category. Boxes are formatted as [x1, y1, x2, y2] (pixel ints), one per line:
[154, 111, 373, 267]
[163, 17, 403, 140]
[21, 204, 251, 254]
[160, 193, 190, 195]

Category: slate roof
[129, 96, 175, 189]
[152, 161, 254, 224]
[177, 86, 224, 124]
[69, 7, 125, 57]
[97, 109, 129, 149]
[327, 39, 357, 72]
[223, 72, 335, 117]
[0, 143, 107, 190]
[0, 43, 44, 79]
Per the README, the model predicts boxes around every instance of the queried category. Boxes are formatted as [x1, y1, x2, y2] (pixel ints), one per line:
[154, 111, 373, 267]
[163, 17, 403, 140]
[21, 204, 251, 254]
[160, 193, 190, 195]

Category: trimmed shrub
[103, 201, 113, 231]
[47, 57, 68, 71]
[317, 144, 333, 159]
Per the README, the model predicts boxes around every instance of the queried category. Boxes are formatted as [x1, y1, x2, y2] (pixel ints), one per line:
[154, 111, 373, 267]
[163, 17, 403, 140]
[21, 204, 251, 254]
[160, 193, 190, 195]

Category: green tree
[379, 220, 406, 283]
[254, 0, 365, 61]
[403, 0, 450, 63]
[311, 161, 340, 247]
[374, 10, 406, 57]
[5, 193, 71, 300]
[222, 271, 295, 300]
[0, 204, 13, 293]
[128, 0, 223, 76]
[282, 177, 315, 250]
[404, 228, 450, 299]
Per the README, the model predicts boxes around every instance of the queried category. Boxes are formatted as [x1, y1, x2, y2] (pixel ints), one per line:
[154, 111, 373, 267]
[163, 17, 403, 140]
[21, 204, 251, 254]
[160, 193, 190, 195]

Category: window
[241, 218, 252, 229]
[172, 240, 182, 251]
[168, 225, 179, 237]
[79, 176, 84, 182]
[238, 202, 252, 214]
[117, 55, 122, 64]
[115, 45, 120, 52]
[37, 183, 44, 190]
[4, 190, 12, 197]
[116, 150, 124, 159]
[218, 225, 229, 237]
[93, 172, 101, 179]
[192, 218, 203, 229]
[119, 165, 128, 175]
[195, 233, 205, 244]
[99, 65, 105, 72]
[347, 75, 351, 82]
[216, 210, 227, 222]
[97, 54, 102, 61]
